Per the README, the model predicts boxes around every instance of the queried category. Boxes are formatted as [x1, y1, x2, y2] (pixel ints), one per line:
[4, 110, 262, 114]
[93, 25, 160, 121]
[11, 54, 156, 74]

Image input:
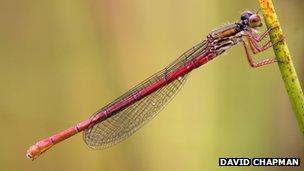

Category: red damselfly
[27, 11, 283, 160]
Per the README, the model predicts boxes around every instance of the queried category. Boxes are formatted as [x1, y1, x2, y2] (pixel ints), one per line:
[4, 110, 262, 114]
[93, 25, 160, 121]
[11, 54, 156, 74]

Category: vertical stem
[258, 0, 304, 135]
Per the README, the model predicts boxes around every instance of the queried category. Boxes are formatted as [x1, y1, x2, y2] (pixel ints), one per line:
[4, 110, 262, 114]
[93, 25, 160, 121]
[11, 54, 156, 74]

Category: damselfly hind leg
[242, 40, 276, 68]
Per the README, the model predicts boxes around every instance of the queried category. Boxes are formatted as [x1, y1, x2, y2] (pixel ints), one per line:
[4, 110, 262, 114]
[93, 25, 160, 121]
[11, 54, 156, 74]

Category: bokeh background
[1, 0, 304, 171]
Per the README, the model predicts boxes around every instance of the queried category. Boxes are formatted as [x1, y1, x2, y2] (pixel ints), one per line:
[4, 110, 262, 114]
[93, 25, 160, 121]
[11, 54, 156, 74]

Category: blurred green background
[0, 0, 303, 170]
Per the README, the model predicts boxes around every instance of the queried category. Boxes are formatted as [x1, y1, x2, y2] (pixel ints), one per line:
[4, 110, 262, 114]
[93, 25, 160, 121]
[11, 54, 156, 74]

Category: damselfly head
[240, 11, 263, 28]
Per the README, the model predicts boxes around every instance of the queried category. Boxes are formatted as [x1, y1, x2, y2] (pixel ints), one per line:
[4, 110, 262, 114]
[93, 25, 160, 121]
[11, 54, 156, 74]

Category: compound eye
[248, 14, 262, 28]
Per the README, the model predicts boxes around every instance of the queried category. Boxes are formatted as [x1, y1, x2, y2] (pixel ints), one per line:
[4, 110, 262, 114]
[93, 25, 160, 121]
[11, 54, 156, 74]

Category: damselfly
[27, 10, 283, 160]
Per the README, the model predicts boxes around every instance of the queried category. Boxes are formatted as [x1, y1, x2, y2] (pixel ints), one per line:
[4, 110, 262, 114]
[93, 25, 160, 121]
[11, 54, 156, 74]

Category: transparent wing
[83, 40, 207, 149]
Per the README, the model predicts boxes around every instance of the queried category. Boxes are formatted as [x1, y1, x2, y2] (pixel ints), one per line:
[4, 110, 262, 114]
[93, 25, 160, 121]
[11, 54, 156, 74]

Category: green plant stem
[258, 0, 304, 135]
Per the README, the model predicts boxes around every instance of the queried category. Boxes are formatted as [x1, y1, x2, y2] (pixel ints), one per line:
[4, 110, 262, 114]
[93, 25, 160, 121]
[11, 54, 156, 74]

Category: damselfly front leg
[244, 28, 284, 54]
[246, 26, 277, 42]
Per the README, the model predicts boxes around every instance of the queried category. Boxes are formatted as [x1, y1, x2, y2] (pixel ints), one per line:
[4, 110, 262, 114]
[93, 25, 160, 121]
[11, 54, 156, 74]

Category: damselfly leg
[247, 27, 283, 53]
[241, 28, 284, 68]
[247, 27, 276, 42]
